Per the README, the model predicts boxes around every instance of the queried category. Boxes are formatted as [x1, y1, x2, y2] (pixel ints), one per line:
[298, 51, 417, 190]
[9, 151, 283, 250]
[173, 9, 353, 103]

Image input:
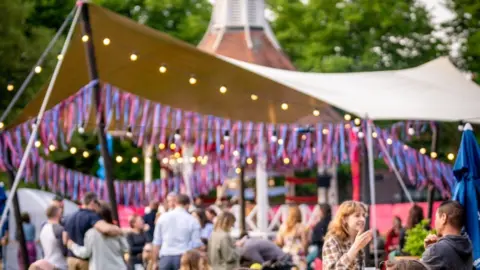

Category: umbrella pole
[79, 3, 119, 224]
[4, 147, 30, 269]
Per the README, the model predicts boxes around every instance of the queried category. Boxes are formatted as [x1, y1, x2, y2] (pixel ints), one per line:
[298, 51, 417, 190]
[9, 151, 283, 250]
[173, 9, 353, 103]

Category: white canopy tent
[222, 56, 480, 123]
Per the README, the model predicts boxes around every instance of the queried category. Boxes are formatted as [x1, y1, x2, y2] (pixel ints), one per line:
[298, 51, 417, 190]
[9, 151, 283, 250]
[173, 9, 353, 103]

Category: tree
[268, 0, 448, 72]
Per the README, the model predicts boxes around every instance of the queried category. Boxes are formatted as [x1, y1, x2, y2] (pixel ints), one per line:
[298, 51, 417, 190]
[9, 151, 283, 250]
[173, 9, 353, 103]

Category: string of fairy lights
[2, 34, 459, 168]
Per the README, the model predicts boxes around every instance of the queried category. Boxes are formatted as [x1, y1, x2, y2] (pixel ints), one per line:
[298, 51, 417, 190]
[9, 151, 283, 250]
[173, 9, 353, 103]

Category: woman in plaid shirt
[322, 201, 373, 270]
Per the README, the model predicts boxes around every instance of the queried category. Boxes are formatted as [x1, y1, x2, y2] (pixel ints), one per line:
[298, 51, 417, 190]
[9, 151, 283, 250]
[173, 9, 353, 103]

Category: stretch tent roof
[222, 56, 480, 123]
[11, 3, 338, 127]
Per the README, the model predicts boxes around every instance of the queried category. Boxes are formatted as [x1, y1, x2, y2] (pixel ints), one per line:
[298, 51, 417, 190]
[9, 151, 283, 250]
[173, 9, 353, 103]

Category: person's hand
[151, 261, 158, 270]
[349, 230, 373, 256]
[144, 224, 150, 231]
[424, 234, 438, 248]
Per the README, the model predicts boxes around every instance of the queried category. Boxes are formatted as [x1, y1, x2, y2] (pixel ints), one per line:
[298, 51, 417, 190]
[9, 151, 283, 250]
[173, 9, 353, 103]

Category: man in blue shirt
[152, 194, 203, 270]
[143, 200, 159, 242]
[64, 192, 122, 270]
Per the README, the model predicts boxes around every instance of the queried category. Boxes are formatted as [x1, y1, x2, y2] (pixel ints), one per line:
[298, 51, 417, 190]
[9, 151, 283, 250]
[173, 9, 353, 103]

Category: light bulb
[447, 153, 455, 161]
[34, 141, 41, 148]
[430, 152, 438, 159]
[130, 53, 138, 61]
[372, 132, 378, 138]
[7, 84, 14, 91]
[69, 147, 77, 154]
[268, 179, 275, 186]
[57, 54, 63, 60]
[357, 131, 365, 139]
[34, 66, 42, 74]
[235, 168, 241, 174]
[81, 35, 89, 42]
[189, 76, 197, 85]
[170, 143, 176, 150]
[246, 157, 253, 164]
[115, 155, 123, 163]
[283, 157, 290, 164]
[49, 144, 56, 151]
[344, 114, 352, 121]
[103, 38, 111, 46]
[0, 122, 3, 129]
[159, 65, 167, 73]
[251, 94, 258, 101]
[420, 148, 427, 154]
[281, 103, 288, 110]
[145, 157, 152, 164]
[233, 150, 239, 157]
[223, 131, 230, 141]
[408, 127, 415, 136]
[270, 132, 277, 143]
[386, 138, 393, 145]
[174, 152, 181, 158]
[158, 143, 165, 150]
[458, 124, 464, 132]
[190, 157, 196, 163]
[219, 86, 227, 94]
[278, 139, 284, 145]
[313, 109, 320, 116]
[301, 134, 307, 140]
[322, 128, 329, 135]
[174, 129, 181, 140]
[162, 157, 169, 164]
[82, 151, 90, 158]
[126, 131, 133, 138]
[403, 145, 409, 150]
[78, 126, 85, 134]
[354, 118, 361, 126]
[131, 157, 139, 164]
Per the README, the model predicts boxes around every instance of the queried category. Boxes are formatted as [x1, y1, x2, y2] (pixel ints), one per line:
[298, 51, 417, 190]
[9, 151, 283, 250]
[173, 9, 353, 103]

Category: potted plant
[399, 219, 433, 259]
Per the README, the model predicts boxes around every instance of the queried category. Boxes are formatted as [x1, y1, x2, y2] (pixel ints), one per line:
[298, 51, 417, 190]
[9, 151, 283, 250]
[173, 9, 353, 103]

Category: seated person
[239, 238, 290, 266]
[421, 201, 473, 270]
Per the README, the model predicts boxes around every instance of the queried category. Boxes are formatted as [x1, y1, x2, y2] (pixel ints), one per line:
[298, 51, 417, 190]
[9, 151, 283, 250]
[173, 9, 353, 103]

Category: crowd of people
[1, 191, 474, 270]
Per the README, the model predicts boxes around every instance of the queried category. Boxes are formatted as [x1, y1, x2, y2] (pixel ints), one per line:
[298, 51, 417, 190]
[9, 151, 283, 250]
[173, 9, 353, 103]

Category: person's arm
[151, 218, 162, 269]
[189, 221, 204, 250]
[421, 244, 444, 269]
[219, 234, 240, 264]
[94, 220, 122, 236]
[322, 237, 356, 270]
[276, 225, 285, 247]
[68, 230, 94, 259]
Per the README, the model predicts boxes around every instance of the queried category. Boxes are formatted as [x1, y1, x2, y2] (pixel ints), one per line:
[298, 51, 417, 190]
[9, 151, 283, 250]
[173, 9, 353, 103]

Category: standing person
[64, 192, 122, 270]
[421, 201, 473, 270]
[399, 204, 425, 251]
[205, 208, 217, 224]
[310, 203, 332, 257]
[385, 216, 403, 256]
[17, 212, 36, 269]
[67, 201, 129, 270]
[322, 200, 373, 270]
[191, 209, 214, 245]
[127, 214, 150, 269]
[275, 205, 308, 268]
[36, 205, 68, 270]
[143, 200, 159, 242]
[207, 212, 240, 270]
[151, 194, 203, 270]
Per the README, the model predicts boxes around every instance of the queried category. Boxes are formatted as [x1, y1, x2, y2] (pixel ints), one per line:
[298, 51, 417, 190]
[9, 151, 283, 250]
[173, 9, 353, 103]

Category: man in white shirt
[152, 194, 203, 270]
[36, 205, 68, 270]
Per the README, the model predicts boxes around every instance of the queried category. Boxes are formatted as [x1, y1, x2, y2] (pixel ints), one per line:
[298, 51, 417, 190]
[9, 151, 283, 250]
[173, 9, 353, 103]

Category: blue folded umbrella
[452, 123, 480, 269]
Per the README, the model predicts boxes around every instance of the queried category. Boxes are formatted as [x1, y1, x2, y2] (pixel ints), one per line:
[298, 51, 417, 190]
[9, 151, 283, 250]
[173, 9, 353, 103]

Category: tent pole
[80, 3, 119, 224]
[239, 144, 247, 237]
[4, 146, 29, 269]
[360, 120, 371, 264]
[427, 123, 439, 220]
[366, 119, 379, 268]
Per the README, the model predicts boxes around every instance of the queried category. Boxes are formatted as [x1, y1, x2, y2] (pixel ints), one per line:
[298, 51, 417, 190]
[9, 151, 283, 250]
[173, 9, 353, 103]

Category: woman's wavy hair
[214, 211, 236, 232]
[285, 205, 302, 233]
[325, 200, 368, 242]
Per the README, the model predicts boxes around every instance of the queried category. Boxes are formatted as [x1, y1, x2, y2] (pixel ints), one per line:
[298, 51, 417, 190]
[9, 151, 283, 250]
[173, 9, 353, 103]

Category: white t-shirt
[39, 223, 67, 270]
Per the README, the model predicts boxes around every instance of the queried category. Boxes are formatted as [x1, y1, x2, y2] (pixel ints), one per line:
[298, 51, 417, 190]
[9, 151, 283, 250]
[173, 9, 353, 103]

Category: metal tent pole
[366, 119, 379, 268]
[238, 144, 247, 237]
[79, 3, 119, 223]
[427, 123, 439, 220]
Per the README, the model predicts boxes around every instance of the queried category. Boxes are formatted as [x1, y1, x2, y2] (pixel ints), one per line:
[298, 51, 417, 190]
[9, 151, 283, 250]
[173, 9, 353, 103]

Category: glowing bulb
[0, 122, 4, 129]
[34, 141, 41, 148]
[354, 118, 361, 126]
[158, 143, 165, 150]
[386, 138, 393, 145]
[126, 131, 133, 138]
[174, 152, 181, 158]
[162, 158, 169, 164]
[130, 53, 138, 61]
[177, 157, 183, 163]
[82, 151, 90, 158]
[322, 128, 329, 135]
[159, 65, 167, 73]
[233, 150, 239, 157]
[189, 76, 197, 85]
[430, 152, 438, 159]
[246, 157, 253, 164]
[357, 131, 365, 139]
[190, 157, 196, 163]
[281, 103, 288, 110]
[7, 84, 14, 91]
[57, 54, 63, 60]
[283, 157, 290, 164]
[420, 148, 427, 154]
[408, 127, 415, 136]
[278, 139, 284, 145]
[344, 114, 352, 121]
[169, 159, 175, 165]
[81, 35, 89, 42]
[403, 145, 409, 150]
[78, 126, 85, 134]
[131, 157, 139, 164]
[145, 157, 152, 164]
[268, 179, 275, 186]
[219, 86, 227, 94]
[458, 124, 464, 132]
[447, 153, 455, 161]
[372, 132, 378, 138]
[301, 134, 307, 140]
[34, 66, 42, 74]
[103, 38, 111, 45]
[313, 109, 320, 116]
[235, 168, 241, 174]
[170, 143, 176, 150]
[115, 155, 123, 163]
[270, 133, 277, 142]
[201, 159, 207, 165]
[49, 144, 56, 151]
[251, 94, 258, 101]
[69, 147, 77, 154]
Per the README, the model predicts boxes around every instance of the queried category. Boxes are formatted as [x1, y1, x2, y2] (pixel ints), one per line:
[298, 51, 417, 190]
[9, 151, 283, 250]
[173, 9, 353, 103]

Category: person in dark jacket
[310, 203, 332, 257]
[127, 215, 150, 269]
[421, 200, 473, 270]
[143, 200, 159, 241]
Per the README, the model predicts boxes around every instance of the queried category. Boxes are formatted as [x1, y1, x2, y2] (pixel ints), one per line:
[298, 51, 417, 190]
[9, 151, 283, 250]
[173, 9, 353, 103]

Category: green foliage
[403, 219, 433, 256]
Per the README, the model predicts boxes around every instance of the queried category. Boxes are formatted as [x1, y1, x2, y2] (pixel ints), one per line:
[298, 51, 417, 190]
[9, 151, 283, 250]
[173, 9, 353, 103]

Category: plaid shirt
[322, 235, 365, 270]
